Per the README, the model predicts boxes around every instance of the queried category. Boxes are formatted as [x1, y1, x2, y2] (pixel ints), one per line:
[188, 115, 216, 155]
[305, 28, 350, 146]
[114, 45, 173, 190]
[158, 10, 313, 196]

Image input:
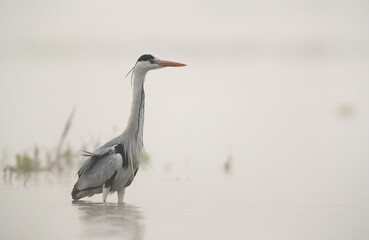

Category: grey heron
[71, 54, 186, 202]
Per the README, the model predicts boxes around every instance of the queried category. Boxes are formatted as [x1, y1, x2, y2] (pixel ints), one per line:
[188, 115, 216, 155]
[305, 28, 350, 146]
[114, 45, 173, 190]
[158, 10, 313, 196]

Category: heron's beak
[156, 59, 186, 67]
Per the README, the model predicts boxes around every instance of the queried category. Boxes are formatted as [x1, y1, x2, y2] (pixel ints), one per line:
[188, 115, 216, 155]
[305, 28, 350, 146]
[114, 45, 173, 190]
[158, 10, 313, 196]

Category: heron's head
[134, 54, 186, 72]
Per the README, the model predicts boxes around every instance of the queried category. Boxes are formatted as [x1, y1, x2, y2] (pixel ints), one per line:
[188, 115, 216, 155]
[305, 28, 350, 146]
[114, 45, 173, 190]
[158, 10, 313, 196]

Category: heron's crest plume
[125, 54, 156, 86]
[125, 63, 136, 86]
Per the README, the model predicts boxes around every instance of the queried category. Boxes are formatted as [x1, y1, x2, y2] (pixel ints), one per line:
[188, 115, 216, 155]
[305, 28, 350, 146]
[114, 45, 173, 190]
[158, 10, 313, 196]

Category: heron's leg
[102, 186, 110, 202]
[117, 188, 125, 203]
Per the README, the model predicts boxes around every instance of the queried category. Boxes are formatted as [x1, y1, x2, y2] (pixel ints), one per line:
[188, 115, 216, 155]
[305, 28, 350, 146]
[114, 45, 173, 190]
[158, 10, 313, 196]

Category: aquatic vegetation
[3, 109, 151, 183]
[16, 152, 39, 172]
[140, 152, 151, 169]
[3, 110, 77, 182]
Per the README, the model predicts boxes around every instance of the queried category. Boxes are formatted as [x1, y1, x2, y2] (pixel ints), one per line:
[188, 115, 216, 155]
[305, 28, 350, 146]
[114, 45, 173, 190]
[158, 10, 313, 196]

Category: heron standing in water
[71, 54, 186, 202]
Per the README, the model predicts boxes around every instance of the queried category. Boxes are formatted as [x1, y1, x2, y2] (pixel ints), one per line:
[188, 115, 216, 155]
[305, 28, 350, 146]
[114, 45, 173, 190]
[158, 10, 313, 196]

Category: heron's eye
[149, 59, 155, 64]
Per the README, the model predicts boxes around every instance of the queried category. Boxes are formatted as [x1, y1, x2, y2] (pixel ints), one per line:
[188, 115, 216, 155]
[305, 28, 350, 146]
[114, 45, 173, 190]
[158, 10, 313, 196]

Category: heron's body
[71, 54, 185, 202]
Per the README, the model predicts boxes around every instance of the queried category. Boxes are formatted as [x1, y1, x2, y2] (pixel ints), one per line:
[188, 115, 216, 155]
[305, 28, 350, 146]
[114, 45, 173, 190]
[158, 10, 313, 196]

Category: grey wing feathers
[75, 153, 123, 191]
[78, 136, 123, 177]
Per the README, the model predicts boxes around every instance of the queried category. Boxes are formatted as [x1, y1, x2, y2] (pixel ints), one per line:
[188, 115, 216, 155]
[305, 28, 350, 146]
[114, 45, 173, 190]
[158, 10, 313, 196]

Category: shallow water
[1, 1, 369, 239]
[1, 169, 368, 240]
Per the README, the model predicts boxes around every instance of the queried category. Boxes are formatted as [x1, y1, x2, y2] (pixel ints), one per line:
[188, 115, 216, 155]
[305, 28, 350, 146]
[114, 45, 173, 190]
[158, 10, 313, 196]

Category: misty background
[2, 0, 369, 186]
[0, 1, 369, 239]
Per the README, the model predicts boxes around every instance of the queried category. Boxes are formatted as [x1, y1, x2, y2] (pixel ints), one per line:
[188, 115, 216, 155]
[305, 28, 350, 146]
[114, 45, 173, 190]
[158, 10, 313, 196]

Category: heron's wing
[74, 153, 123, 193]
[77, 136, 123, 177]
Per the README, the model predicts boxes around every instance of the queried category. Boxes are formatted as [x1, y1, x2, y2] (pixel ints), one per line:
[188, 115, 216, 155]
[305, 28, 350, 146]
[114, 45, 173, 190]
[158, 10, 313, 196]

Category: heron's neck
[124, 70, 146, 144]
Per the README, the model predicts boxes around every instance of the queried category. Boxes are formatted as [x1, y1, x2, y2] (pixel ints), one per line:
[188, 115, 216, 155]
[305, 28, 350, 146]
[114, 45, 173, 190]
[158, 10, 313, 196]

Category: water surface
[1, 169, 368, 240]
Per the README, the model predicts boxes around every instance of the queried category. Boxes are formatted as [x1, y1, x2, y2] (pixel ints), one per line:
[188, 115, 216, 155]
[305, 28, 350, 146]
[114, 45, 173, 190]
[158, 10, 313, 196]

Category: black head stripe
[137, 54, 155, 62]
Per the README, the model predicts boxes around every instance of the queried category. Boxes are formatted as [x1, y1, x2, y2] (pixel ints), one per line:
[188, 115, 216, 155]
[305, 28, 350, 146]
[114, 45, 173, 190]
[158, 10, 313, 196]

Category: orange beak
[156, 59, 186, 67]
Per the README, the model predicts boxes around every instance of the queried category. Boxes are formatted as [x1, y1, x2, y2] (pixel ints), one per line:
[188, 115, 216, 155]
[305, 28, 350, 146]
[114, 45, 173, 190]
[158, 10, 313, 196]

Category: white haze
[1, 0, 369, 205]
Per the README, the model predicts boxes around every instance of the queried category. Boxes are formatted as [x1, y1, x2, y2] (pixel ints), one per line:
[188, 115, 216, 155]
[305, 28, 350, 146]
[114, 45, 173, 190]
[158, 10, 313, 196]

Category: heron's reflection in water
[72, 201, 144, 240]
